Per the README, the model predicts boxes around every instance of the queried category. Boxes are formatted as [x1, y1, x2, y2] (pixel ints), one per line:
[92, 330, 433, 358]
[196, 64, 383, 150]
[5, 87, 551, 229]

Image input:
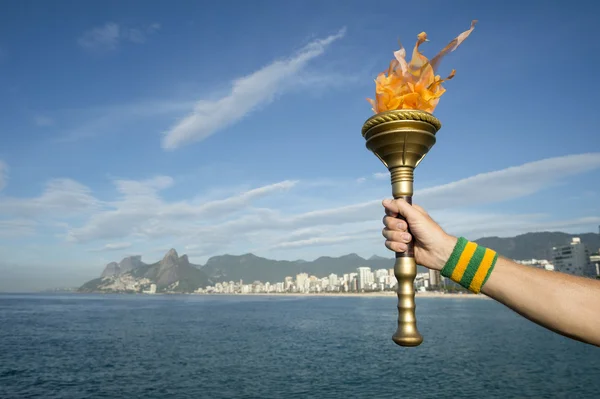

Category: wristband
[440, 237, 498, 294]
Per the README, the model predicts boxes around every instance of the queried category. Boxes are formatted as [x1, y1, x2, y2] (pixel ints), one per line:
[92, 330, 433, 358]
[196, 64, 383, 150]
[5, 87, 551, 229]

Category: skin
[381, 198, 600, 347]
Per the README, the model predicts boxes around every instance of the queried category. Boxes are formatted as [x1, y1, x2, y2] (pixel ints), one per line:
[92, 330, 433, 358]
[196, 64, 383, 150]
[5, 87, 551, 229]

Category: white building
[357, 267, 373, 291]
[143, 283, 157, 294]
[328, 273, 338, 288]
[296, 273, 308, 293]
[552, 237, 595, 277]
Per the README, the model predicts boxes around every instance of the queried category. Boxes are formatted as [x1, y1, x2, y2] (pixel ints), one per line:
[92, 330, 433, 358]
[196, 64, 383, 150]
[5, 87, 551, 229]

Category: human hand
[381, 198, 457, 271]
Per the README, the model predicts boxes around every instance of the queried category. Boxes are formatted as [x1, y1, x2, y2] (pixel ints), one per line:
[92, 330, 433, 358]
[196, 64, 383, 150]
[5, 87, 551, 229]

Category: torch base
[391, 255, 423, 347]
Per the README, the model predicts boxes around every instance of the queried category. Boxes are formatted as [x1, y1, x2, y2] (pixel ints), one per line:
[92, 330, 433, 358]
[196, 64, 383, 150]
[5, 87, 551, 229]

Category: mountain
[100, 255, 146, 277]
[80, 231, 600, 293]
[80, 249, 211, 293]
[201, 252, 427, 283]
[475, 232, 600, 260]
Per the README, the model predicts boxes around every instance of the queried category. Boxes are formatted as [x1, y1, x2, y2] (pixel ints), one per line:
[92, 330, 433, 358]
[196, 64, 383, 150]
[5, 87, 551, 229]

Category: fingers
[382, 198, 419, 221]
[382, 227, 412, 244]
[382, 215, 407, 231]
[382, 226, 412, 253]
[385, 239, 408, 253]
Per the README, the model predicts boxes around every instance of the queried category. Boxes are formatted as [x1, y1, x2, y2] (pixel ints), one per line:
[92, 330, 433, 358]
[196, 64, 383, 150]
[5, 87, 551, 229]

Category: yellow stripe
[469, 249, 496, 293]
[450, 242, 477, 282]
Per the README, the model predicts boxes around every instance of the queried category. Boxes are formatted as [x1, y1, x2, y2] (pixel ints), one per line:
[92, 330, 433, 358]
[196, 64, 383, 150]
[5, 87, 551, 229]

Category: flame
[367, 20, 477, 114]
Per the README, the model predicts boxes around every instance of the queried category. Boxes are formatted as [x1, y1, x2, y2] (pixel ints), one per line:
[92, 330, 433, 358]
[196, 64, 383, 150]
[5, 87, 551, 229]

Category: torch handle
[391, 193, 423, 346]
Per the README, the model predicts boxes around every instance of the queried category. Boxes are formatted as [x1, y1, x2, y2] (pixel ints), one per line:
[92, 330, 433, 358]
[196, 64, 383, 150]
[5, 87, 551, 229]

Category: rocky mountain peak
[101, 262, 120, 278]
[118, 255, 144, 273]
[162, 248, 179, 263]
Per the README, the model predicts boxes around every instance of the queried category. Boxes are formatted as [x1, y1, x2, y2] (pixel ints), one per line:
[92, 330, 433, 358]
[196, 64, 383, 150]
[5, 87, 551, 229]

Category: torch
[362, 21, 477, 346]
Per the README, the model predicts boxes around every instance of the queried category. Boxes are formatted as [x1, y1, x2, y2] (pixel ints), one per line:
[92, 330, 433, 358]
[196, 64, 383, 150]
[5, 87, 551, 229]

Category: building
[357, 267, 373, 291]
[590, 251, 600, 277]
[552, 237, 595, 278]
[429, 269, 441, 288]
[295, 273, 308, 293]
[143, 283, 157, 294]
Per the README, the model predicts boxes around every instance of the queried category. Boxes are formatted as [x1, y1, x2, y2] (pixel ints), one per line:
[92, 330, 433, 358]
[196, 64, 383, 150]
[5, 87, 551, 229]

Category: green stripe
[441, 237, 468, 278]
[459, 245, 486, 288]
[481, 252, 498, 288]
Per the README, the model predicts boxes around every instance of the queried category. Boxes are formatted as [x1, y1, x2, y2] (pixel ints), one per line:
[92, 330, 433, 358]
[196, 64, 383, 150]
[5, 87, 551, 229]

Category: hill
[200, 253, 427, 283]
[79, 231, 600, 293]
[79, 249, 211, 293]
[475, 232, 600, 260]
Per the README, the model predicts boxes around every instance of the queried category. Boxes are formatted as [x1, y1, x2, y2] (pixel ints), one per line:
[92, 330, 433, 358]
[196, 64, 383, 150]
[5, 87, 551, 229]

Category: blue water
[0, 294, 598, 398]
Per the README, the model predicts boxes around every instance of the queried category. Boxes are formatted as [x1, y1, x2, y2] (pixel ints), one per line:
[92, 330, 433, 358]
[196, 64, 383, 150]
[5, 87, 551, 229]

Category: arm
[482, 256, 600, 346]
[381, 198, 600, 347]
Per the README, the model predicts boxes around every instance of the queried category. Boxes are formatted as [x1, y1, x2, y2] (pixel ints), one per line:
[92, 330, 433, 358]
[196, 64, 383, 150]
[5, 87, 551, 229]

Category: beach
[192, 291, 491, 299]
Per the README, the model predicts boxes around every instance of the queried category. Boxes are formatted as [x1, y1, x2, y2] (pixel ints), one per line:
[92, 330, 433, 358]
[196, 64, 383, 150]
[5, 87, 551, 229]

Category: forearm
[481, 256, 600, 347]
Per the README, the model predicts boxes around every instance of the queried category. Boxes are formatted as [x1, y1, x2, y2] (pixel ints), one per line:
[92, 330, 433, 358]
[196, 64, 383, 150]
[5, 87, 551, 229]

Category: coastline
[191, 291, 490, 299]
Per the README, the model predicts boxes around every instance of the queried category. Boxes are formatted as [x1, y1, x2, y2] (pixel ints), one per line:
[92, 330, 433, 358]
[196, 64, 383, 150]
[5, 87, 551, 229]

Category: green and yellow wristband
[440, 237, 498, 294]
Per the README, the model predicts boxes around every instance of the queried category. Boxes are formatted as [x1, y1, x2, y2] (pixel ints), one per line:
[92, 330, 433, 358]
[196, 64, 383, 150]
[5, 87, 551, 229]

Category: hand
[381, 198, 457, 271]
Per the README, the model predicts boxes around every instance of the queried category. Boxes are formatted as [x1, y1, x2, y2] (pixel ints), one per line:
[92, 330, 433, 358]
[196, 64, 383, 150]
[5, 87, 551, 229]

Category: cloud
[65, 178, 297, 243]
[2, 153, 598, 264]
[415, 153, 600, 210]
[270, 235, 362, 250]
[88, 242, 132, 252]
[373, 172, 389, 180]
[161, 28, 346, 150]
[53, 99, 194, 143]
[78, 23, 120, 51]
[34, 115, 54, 127]
[0, 219, 36, 237]
[78, 22, 160, 52]
[0, 178, 100, 218]
[0, 160, 6, 191]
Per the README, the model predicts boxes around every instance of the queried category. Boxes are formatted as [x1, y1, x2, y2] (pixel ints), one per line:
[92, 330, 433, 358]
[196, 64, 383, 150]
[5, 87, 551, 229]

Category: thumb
[382, 198, 420, 221]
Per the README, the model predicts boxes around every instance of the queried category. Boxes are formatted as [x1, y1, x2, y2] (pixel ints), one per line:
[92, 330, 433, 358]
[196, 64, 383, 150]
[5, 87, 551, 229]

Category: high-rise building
[329, 273, 338, 288]
[357, 267, 373, 291]
[552, 237, 595, 277]
[429, 269, 441, 288]
[296, 273, 308, 292]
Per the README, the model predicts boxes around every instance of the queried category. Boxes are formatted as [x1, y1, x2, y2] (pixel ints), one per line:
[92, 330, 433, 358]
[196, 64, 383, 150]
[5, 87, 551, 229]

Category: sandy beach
[194, 291, 490, 299]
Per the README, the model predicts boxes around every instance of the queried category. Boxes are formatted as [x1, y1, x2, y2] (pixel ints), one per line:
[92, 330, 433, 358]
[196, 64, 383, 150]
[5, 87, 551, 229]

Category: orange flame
[367, 20, 477, 114]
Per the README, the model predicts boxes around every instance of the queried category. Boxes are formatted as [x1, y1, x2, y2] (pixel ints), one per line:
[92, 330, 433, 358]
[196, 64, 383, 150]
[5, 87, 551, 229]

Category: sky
[1, 0, 600, 291]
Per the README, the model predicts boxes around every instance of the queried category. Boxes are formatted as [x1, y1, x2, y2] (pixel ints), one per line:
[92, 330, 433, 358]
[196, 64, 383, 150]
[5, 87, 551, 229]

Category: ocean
[1, 294, 599, 398]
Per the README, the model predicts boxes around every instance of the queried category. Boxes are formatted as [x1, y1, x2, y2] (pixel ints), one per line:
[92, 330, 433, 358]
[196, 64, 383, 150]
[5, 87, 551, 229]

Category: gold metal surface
[361, 109, 441, 347]
[393, 256, 422, 346]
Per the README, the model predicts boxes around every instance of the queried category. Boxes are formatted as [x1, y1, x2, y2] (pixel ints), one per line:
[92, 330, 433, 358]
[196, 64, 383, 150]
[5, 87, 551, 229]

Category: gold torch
[362, 21, 477, 347]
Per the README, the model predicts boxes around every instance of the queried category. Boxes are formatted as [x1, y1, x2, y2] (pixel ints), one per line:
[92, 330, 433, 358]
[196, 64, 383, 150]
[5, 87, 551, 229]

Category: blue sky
[1, 0, 599, 291]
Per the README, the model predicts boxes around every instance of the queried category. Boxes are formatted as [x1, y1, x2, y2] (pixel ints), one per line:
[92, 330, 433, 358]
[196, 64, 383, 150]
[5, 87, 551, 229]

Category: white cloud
[78, 22, 161, 52]
[0, 160, 7, 191]
[53, 98, 194, 143]
[270, 235, 361, 250]
[2, 153, 598, 264]
[373, 172, 389, 180]
[78, 23, 120, 51]
[34, 115, 54, 127]
[161, 28, 346, 150]
[88, 242, 132, 252]
[0, 219, 36, 237]
[65, 178, 298, 243]
[415, 153, 600, 210]
[0, 178, 100, 218]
